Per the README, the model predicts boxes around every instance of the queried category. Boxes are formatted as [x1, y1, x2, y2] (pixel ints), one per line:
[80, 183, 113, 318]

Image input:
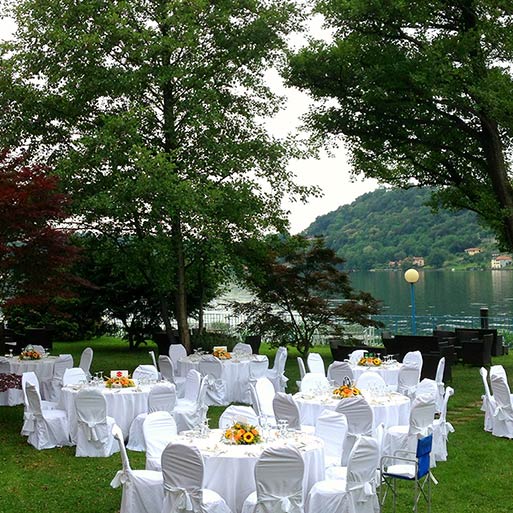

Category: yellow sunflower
[243, 431, 255, 444]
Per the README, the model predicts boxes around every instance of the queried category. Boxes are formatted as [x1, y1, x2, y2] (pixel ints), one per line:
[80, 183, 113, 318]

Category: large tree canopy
[288, 1, 513, 249]
[0, 0, 314, 350]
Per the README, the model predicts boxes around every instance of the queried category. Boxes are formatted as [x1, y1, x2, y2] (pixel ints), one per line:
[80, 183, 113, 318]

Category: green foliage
[305, 187, 497, 270]
[190, 331, 239, 353]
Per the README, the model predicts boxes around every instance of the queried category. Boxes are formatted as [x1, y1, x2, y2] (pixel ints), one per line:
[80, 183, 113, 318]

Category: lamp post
[404, 268, 420, 335]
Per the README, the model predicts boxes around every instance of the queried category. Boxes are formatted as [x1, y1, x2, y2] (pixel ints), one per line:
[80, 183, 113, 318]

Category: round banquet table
[154, 428, 325, 513]
[294, 391, 410, 429]
[7, 356, 57, 382]
[59, 383, 153, 443]
[178, 354, 269, 403]
[350, 362, 403, 387]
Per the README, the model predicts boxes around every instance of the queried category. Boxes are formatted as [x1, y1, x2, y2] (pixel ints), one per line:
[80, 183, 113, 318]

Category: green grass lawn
[1, 337, 513, 513]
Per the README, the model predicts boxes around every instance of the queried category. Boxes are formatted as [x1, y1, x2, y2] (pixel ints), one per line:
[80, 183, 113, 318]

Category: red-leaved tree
[0, 149, 77, 309]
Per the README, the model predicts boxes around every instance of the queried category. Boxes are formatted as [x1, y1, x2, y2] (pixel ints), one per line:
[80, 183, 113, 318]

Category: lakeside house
[465, 247, 482, 256]
[491, 255, 513, 269]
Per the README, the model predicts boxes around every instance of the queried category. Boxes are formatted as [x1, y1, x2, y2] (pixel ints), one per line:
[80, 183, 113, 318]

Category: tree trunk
[158, 294, 175, 344]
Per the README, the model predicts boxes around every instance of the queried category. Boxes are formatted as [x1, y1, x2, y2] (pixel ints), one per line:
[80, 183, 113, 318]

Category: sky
[0, 14, 378, 234]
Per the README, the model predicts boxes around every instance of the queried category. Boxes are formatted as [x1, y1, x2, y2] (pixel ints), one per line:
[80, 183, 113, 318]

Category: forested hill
[304, 187, 497, 270]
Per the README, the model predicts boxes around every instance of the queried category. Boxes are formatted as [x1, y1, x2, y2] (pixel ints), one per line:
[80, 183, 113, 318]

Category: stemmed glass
[8, 349, 13, 358]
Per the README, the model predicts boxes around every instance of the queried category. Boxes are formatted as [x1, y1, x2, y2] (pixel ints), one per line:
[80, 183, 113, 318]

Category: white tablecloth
[178, 355, 269, 403]
[59, 383, 153, 442]
[350, 363, 403, 387]
[7, 356, 57, 381]
[294, 391, 410, 429]
[156, 428, 325, 513]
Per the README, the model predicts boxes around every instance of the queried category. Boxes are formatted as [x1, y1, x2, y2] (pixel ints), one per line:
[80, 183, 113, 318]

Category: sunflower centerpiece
[19, 345, 42, 360]
[223, 422, 261, 445]
[333, 376, 361, 398]
[213, 346, 232, 360]
[105, 376, 136, 388]
[357, 353, 382, 367]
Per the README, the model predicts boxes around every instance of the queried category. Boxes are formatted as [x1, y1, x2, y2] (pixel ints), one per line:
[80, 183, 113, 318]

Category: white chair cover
[79, 347, 93, 378]
[0, 357, 9, 374]
[149, 350, 158, 369]
[173, 375, 208, 433]
[435, 357, 445, 412]
[490, 373, 513, 439]
[255, 377, 277, 421]
[62, 367, 87, 386]
[21, 372, 57, 435]
[241, 445, 304, 513]
[127, 382, 177, 452]
[111, 424, 165, 513]
[169, 344, 187, 370]
[403, 351, 423, 369]
[480, 367, 496, 432]
[306, 436, 380, 513]
[490, 364, 507, 380]
[133, 365, 159, 382]
[199, 356, 227, 406]
[396, 364, 421, 398]
[249, 383, 262, 417]
[355, 372, 387, 392]
[244, 357, 270, 403]
[40, 354, 73, 402]
[24, 383, 71, 450]
[75, 387, 119, 457]
[266, 347, 288, 392]
[218, 405, 260, 429]
[296, 357, 307, 389]
[233, 343, 252, 354]
[159, 355, 186, 397]
[307, 353, 326, 376]
[327, 362, 354, 386]
[272, 393, 302, 431]
[300, 373, 330, 394]
[183, 369, 202, 403]
[143, 411, 179, 471]
[414, 378, 439, 404]
[347, 350, 366, 365]
[161, 443, 232, 513]
[432, 386, 455, 462]
[315, 410, 348, 468]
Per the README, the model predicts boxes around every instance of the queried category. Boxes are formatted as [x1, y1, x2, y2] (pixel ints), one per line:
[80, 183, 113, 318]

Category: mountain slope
[304, 187, 496, 270]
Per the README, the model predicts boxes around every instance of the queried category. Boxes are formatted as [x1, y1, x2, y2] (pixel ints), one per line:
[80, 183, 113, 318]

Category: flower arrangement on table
[333, 384, 361, 398]
[18, 349, 42, 360]
[223, 422, 261, 445]
[213, 348, 231, 360]
[358, 356, 382, 367]
[105, 376, 136, 388]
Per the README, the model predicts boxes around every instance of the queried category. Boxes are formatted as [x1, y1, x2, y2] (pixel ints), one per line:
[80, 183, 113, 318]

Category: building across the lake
[491, 255, 513, 269]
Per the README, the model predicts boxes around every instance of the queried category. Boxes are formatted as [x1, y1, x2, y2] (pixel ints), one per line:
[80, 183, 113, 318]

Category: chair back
[397, 364, 421, 396]
[490, 373, 513, 409]
[355, 371, 386, 392]
[255, 377, 276, 418]
[273, 346, 288, 374]
[272, 393, 302, 430]
[233, 342, 252, 355]
[158, 355, 176, 382]
[53, 354, 74, 380]
[62, 367, 87, 386]
[149, 350, 158, 368]
[307, 353, 325, 375]
[218, 405, 259, 429]
[490, 364, 507, 380]
[249, 357, 269, 381]
[133, 365, 159, 381]
[22, 371, 40, 406]
[25, 382, 43, 416]
[348, 350, 365, 364]
[439, 386, 454, 422]
[335, 395, 373, 435]
[31, 345, 46, 355]
[79, 347, 93, 375]
[254, 445, 304, 513]
[403, 350, 423, 368]
[143, 411, 178, 468]
[327, 361, 354, 386]
[148, 382, 177, 413]
[184, 369, 202, 402]
[169, 344, 187, 369]
[346, 435, 380, 498]
[435, 357, 445, 383]
[75, 387, 109, 442]
[315, 410, 348, 463]
[198, 356, 223, 379]
[297, 357, 306, 381]
[408, 394, 436, 437]
[415, 378, 438, 402]
[0, 357, 9, 374]
[480, 367, 493, 401]
[112, 424, 131, 473]
[415, 434, 433, 479]
[300, 373, 329, 394]
[249, 384, 262, 417]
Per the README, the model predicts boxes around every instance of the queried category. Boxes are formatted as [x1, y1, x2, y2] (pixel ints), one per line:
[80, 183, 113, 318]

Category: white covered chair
[335, 395, 374, 466]
[414, 378, 439, 404]
[169, 343, 187, 370]
[63, 367, 87, 386]
[218, 405, 260, 429]
[254, 377, 277, 426]
[233, 342, 252, 355]
[306, 435, 380, 513]
[244, 357, 270, 403]
[347, 350, 366, 365]
[382, 394, 436, 461]
[403, 350, 423, 369]
[75, 387, 118, 457]
[296, 357, 307, 389]
[143, 411, 179, 471]
[327, 361, 354, 387]
[266, 346, 288, 392]
[490, 373, 513, 439]
[315, 410, 348, 469]
[173, 374, 208, 433]
[432, 386, 455, 462]
[396, 364, 421, 398]
[272, 392, 315, 433]
[307, 353, 326, 376]
[161, 443, 232, 513]
[241, 445, 305, 513]
[79, 347, 93, 378]
[300, 373, 330, 394]
[111, 424, 165, 513]
[159, 355, 186, 397]
[490, 364, 507, 380]
[434, 357, 445, 412]
[40, 354, 73, 402]
[480, 367, 496, 432]
[127, 382, 177, 452]
[133, 365, 159, 382]
[21, 371, 57, 411]
[355, 372, 387, 393]
[149, 350, 158, 369]
[198, 356, 227, 406]
[24, 383, 71, 450]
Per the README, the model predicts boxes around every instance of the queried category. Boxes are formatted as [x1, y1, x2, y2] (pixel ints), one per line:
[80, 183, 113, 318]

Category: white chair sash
[163, 484, 197, 513]
[346, 479, 376, 505]
[256, 489, 303, 513]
